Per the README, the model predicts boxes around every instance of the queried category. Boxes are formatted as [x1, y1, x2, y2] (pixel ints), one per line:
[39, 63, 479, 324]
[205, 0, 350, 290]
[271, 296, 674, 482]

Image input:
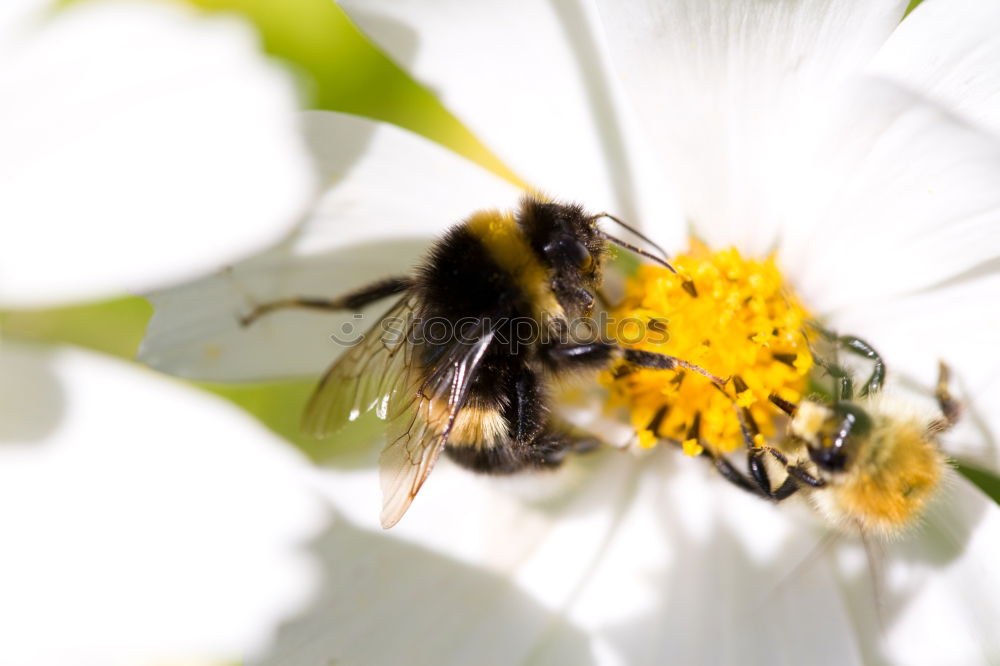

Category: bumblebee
[700, 330, 957, 537]
[242, 195, 718, 528]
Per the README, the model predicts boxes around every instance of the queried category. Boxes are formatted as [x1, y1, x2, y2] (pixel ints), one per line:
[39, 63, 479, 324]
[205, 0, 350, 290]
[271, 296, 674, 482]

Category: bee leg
[810, 353, 854, 401]
[540, 341, 614, 370]
[743, 425, 825, 499]
[766, 447, 826, 489]
[681, 412, 769, 498]
[550, 416, 608, 455]
[840, 335, 885, 396]
[622, 349, 725, 385]
[507, 363, 547, 445]
[710, 452, 771, 497]
[700, 444, 802, 501]
[239, 276, 412, 326]
[541, 342, 724, 385]
[507, 364, 604, 464]
[931, 360, 961, 432]
[812, 325, 884, 396]
[688, 412, 771, 497]
[528, 430, 604, 466]
[744, 444, 818, 501]
[729, 377, 773, 495]
[729, 375, 823, 500]
[542, 342, 726, 389]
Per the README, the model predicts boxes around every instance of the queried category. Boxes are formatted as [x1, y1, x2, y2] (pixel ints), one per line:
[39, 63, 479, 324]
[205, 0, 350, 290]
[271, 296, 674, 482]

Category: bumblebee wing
[302, 293, 419, 438]
[378, 326, 497, 528]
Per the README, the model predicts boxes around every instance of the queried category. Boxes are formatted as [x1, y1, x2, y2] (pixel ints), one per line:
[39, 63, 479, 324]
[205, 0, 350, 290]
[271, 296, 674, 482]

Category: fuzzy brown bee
[709, 332, 957, 538]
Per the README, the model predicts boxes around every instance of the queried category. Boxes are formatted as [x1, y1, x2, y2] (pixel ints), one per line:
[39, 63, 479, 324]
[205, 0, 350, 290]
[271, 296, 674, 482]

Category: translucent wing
[302, 293, 497, 528]
[302, 293, 419, 438]
[379, 327, 496, 528]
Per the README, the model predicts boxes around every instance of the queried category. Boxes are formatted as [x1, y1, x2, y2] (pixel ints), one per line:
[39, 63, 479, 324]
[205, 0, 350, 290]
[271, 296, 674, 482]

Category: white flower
[140, 0, 1000, 664]
[0, 1, 323, 665]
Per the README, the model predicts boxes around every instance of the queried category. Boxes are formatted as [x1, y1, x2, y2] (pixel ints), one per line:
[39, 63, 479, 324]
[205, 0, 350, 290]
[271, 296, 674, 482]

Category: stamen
[604, 242, 814, 455]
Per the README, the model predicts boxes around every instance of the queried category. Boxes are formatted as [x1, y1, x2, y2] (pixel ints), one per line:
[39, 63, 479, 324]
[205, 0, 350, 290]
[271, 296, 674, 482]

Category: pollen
[604, 242, 813, 455]
[637, 429, 658, 449]
[682, 439, 704, 457]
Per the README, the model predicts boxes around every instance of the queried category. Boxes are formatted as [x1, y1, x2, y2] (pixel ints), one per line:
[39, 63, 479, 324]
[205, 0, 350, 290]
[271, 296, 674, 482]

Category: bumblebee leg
[768, 393, 798, 416]
[541, 341, 615, 369]
[517, 413, 607, 468]
[682, 412, 769, 498]
[810, 355, 854, 401]
[530, 429, 603, 465]
[506, 363, 547, 445]
[812, 325, 885, 396]
[730, 375, 825, 499]
[675, 411, 769, 497]
[542, 342, 724, 385]
[621, 349, 725, 385]
[766, 447, 826, 488]
[931, 360, 961, 432]
[704, 449, 769, 497]
[696, 429, 797, 499]
[239, 276, 412, 326]
[840, 335, 885, 396]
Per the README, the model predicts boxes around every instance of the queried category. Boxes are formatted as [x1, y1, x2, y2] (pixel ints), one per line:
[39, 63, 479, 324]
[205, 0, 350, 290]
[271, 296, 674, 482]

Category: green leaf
[0, 296, 152, 358]
[904, 0, 925, 17]
[956, 461, 1000, 507]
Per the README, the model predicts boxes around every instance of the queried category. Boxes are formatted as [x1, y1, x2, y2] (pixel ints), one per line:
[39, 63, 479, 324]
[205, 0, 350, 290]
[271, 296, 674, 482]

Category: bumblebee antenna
[593, 213, 672, 262]
[599, 231, 672, 269]
[594, 215, 698, 297]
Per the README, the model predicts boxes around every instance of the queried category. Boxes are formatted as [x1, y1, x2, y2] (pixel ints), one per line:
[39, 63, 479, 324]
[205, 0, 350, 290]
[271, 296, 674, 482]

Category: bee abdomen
[444, 433, 569, 474]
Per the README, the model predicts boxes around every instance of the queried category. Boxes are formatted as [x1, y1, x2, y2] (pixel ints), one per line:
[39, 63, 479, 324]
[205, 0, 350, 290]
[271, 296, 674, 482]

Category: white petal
[0, 0, 45, 47]
[337, 0, 684, 241]
[873, 0, 1000, 137]
[0, 0, 315, 307]
[139, 112, 521, 381]
[829, 475, 1000, 664]
[250, 511, 599, 666]
[595, 0, 908, 255]
[266, 447, 865, 665]
[770, 81, 1000, 311]
[0, 343, 323, 666]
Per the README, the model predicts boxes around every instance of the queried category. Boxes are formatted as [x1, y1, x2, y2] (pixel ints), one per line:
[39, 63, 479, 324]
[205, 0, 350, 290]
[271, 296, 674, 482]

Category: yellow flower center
[604, 242, 813, 454]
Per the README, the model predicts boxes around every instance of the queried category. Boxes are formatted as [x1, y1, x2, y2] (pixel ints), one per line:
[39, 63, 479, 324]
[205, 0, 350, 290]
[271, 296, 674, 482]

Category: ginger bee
[707, 331, 956, 537]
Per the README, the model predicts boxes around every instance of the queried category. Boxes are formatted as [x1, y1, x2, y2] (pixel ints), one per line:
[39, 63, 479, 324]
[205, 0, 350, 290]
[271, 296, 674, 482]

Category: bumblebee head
[791, 399, 873, 474]
[517, 197, 606, 279]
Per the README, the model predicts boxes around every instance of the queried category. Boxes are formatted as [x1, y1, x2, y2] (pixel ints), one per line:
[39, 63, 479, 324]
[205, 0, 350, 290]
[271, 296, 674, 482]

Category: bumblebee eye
[563, 237, 591, 269]
[545, 236, 593, 270]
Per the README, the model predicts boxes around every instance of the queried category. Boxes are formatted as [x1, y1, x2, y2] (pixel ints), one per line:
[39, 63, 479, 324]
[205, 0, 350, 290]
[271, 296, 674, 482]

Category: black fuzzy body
[410, 198, 610, 473]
